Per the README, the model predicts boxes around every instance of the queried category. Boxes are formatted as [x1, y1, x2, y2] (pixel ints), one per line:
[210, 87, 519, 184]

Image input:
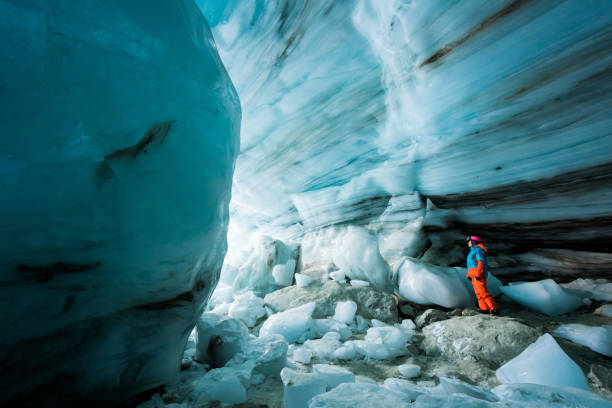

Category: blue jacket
[467, 244, 488, 279]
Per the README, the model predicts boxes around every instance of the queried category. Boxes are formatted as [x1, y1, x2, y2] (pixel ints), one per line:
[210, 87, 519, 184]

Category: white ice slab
[333, 300, 358, 324]
[493, 383, 612, 408]
[312, 364, 355, 390]
[500, 279, 585, 316]
[496, 333, 588, 389]
[281, 367, 327, 408]
[553, 323, 612, 357]
[293, 347, 313, 364]
[396, 258, 474, 308]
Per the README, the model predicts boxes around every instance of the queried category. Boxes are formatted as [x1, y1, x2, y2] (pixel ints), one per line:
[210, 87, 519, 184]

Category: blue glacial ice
[0, 0, 239, 402]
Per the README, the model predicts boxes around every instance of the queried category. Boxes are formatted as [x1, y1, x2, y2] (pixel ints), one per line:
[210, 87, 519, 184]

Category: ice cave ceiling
[1, 0, 611, 405]
[200, 0, 612, 280]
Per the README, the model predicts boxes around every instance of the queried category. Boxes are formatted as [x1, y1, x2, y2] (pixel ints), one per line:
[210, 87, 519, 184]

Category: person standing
[466, 236, 499, 315]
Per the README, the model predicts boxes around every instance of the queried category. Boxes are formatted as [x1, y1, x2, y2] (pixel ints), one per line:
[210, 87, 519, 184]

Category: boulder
[399, 303, 416, 318]
[588, 364, 612, 399]
[264, 281, 397, 323]
[421, 315, 539, 368]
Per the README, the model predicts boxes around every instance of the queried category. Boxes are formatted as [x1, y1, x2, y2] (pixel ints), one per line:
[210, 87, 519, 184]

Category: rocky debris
[263, 281, 397, 323]
[420, 315, 539, 368]
[461, 308, 480, 316]
[415, 309, 448, 328]
[588, 364, 612, 399]
[398, 303, 416, 318]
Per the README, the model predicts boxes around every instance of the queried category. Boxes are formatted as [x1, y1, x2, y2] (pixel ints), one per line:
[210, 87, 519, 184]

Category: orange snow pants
[471, 277, 498, 311]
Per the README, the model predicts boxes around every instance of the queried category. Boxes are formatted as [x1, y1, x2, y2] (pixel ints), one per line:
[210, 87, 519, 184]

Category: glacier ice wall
[201, 0, 612, 281]
[0, 0, 239, 404]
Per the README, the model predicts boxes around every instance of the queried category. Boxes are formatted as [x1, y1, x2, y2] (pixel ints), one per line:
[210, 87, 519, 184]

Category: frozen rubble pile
[496, 333, 588, 389]
[263, 280, 397, 323]
[553, 324, 612, 357]
[217, 235, 299, 296]
[140, 281, 612, 408]
[500, 279, 586, 316]
[145, 250, 612, 408]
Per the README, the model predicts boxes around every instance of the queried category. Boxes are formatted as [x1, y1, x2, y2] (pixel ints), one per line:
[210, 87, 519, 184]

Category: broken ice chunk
[362, 326, 411, 360]
[259, 302, 316, 344]
[333, 300, 357, 324]
[196, 362, 254, 405]
[397, 259, 474, 308]
[296, 273, 315, 287]
[492, 383, 612, 408]
[329, 269, 346, 282]
[195, 313, 249, 367]
[293, 347, 313, 364]
[430, 377, 498, 402]
[496, 333, 588, 389]
[228, 291, 266, 327]
[395, 319, 416, 330]
[553, 324, 612, 357]
[210, 302, 231, 315]
[500, 279, 584, 316]
[304, 332, 343, 360]
[371, 319, 388, 327]
[273, 260, 296, 287]
[354, 315, 370, 332]
[332, 342, 357, 361]
[227, 334, 288, 377]
[312, 364, 355, 390]
[562, 278, 612, 302]
[281, 367, 327, 408]
[313, 319, 352, 340]
[350, 279, 370, 287]
[382, 378, 427, 402]
[397, 364, 421, 378]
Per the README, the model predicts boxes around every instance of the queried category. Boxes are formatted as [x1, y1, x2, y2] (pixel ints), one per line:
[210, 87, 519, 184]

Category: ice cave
[1, 0, 612, 407]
